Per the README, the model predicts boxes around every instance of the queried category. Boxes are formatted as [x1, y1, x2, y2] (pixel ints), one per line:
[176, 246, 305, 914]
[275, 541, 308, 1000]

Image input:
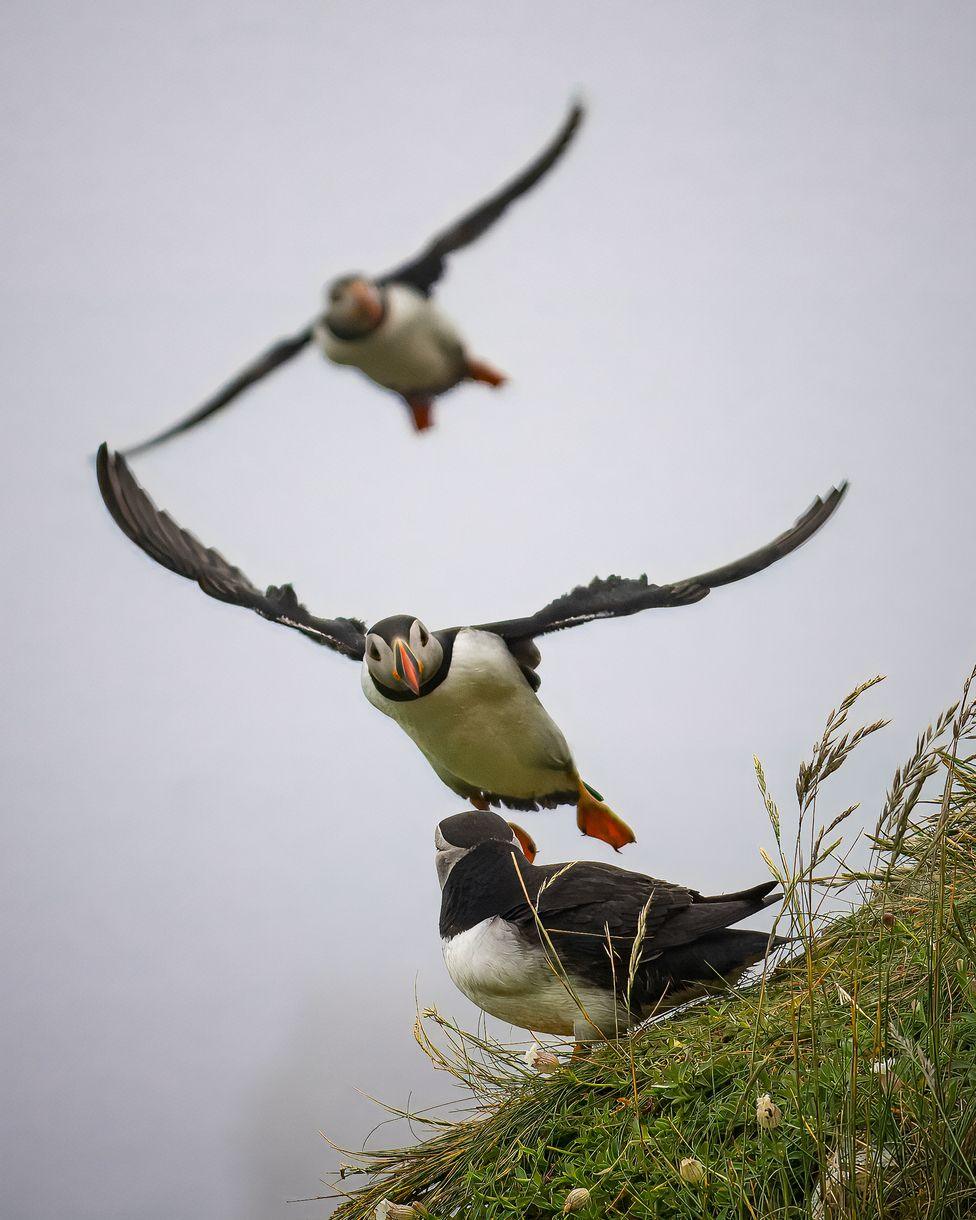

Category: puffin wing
[96, 444, 366, 659]
[377, 101, 585, 297]
[123, 324, 315, 457]
[645, 881, 781, 949]
[475, 483, 848, 644]
[523, 861, 695, 942]
[510, 861, 780, 999]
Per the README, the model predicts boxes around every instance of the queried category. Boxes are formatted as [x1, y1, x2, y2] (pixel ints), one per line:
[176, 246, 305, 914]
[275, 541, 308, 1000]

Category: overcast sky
[3, 3, 975, 1218]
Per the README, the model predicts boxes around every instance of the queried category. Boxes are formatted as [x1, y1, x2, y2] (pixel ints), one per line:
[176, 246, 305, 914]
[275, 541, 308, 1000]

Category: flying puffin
[123, 101, 585, 450]
[96, 444, 847, 850]
[435, 810, 786, 1043]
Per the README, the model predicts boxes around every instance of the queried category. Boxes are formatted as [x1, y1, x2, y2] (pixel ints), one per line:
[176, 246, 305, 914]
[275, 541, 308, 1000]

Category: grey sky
[2, 3, 974, 1218]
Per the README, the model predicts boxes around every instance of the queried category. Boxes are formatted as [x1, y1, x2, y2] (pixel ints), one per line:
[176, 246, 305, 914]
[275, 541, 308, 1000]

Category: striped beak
[393, 638, 423, 695]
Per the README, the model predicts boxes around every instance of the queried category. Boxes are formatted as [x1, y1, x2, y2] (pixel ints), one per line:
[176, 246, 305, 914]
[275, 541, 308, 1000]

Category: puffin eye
[368, 642, 381, 662]
[417, 624, 430, 648]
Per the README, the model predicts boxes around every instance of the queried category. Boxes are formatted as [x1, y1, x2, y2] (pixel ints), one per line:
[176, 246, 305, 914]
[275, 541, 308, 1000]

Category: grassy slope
[328, 670, 976, 1219]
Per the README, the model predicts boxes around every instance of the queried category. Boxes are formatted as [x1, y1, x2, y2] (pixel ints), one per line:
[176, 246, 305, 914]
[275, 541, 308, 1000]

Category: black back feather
[440, 843, 784, 1016]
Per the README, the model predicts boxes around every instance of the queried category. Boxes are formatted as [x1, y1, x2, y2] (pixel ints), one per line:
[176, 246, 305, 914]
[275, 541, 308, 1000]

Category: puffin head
[435, 810, 527, 888]
[323, 274, 385, 338]
[364, 615, 444, 698]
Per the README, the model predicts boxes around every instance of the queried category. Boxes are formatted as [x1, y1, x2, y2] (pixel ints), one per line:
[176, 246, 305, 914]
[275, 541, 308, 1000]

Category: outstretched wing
[476, 483, 848, 643]
[96, 444, 366, 659]
[123, 325, 315, 457]
[377, 101, 585, 297]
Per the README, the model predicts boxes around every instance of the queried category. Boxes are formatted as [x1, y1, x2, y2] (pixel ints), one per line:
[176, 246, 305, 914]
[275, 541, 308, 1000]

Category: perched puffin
[436, 810, 785, 1043]
[123, 101, 584, 450]
[96, 444, 847, 850]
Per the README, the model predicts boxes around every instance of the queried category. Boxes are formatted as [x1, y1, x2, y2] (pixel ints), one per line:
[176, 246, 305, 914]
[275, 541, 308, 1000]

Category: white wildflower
[678, 1157, 706, 1185]
[524, 1042, 561, 1074]
[562, 1185, 591, 1212]
[375, 1201, 419, 1219]
[871, 1057, 903, 1091]
[756, 1093, 782, 1130]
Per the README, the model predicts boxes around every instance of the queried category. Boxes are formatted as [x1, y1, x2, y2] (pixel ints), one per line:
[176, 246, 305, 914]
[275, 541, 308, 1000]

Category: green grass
[323, 667, 976, 1219]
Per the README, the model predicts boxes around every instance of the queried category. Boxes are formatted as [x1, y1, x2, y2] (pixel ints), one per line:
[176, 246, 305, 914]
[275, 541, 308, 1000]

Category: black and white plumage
[96, 444, 848, 849]
[436, 810, 785, 1041]
[123, 101, 584, 450]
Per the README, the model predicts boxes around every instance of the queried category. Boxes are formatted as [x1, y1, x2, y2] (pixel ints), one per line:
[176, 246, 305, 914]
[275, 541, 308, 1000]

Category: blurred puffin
[436, 810, 786, 1043]
[123, 101, 584, 450]
[96, 444, 847, 850]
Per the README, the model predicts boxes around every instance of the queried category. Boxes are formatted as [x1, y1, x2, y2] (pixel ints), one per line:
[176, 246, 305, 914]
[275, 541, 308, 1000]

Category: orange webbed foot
[403, 395, 435, 431]
[466, 357, 507, 388]
[575, 780, 636, 851]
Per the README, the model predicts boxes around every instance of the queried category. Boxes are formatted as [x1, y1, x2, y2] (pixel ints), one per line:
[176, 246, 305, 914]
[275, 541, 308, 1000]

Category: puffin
[123, 101, 585, 450]
[96, 444, 847, 850]
[436, 810, 786, 1043]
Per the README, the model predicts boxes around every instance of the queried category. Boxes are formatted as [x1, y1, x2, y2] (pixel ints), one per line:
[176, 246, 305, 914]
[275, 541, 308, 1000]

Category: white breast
[314, 283, 466, 394]
[442, 918, 619, 1037]
[360, 629, 575, 800]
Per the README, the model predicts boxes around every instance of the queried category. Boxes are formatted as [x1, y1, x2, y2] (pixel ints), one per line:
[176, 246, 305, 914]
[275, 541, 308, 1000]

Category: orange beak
[508, 822, 538, 864]
[348, 279, 384, 327]
[393, 639, 422, 695]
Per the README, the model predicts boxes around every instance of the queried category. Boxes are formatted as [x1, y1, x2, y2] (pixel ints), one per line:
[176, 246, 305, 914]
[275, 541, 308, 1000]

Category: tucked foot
[575, 778, 636, 851]
[403, 395, 435, 432]
[508, 821, 538, 863]
[470, 796, 490, 812]
[466, 356, 507, 388]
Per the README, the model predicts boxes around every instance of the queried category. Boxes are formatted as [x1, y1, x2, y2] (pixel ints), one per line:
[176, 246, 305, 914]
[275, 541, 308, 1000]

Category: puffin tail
[575, 778, 636, 851]
[668, 927, 786, 987]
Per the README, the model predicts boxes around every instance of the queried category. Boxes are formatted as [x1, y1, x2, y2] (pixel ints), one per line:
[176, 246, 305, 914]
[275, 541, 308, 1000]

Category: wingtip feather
[566, 96, 587, 124]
